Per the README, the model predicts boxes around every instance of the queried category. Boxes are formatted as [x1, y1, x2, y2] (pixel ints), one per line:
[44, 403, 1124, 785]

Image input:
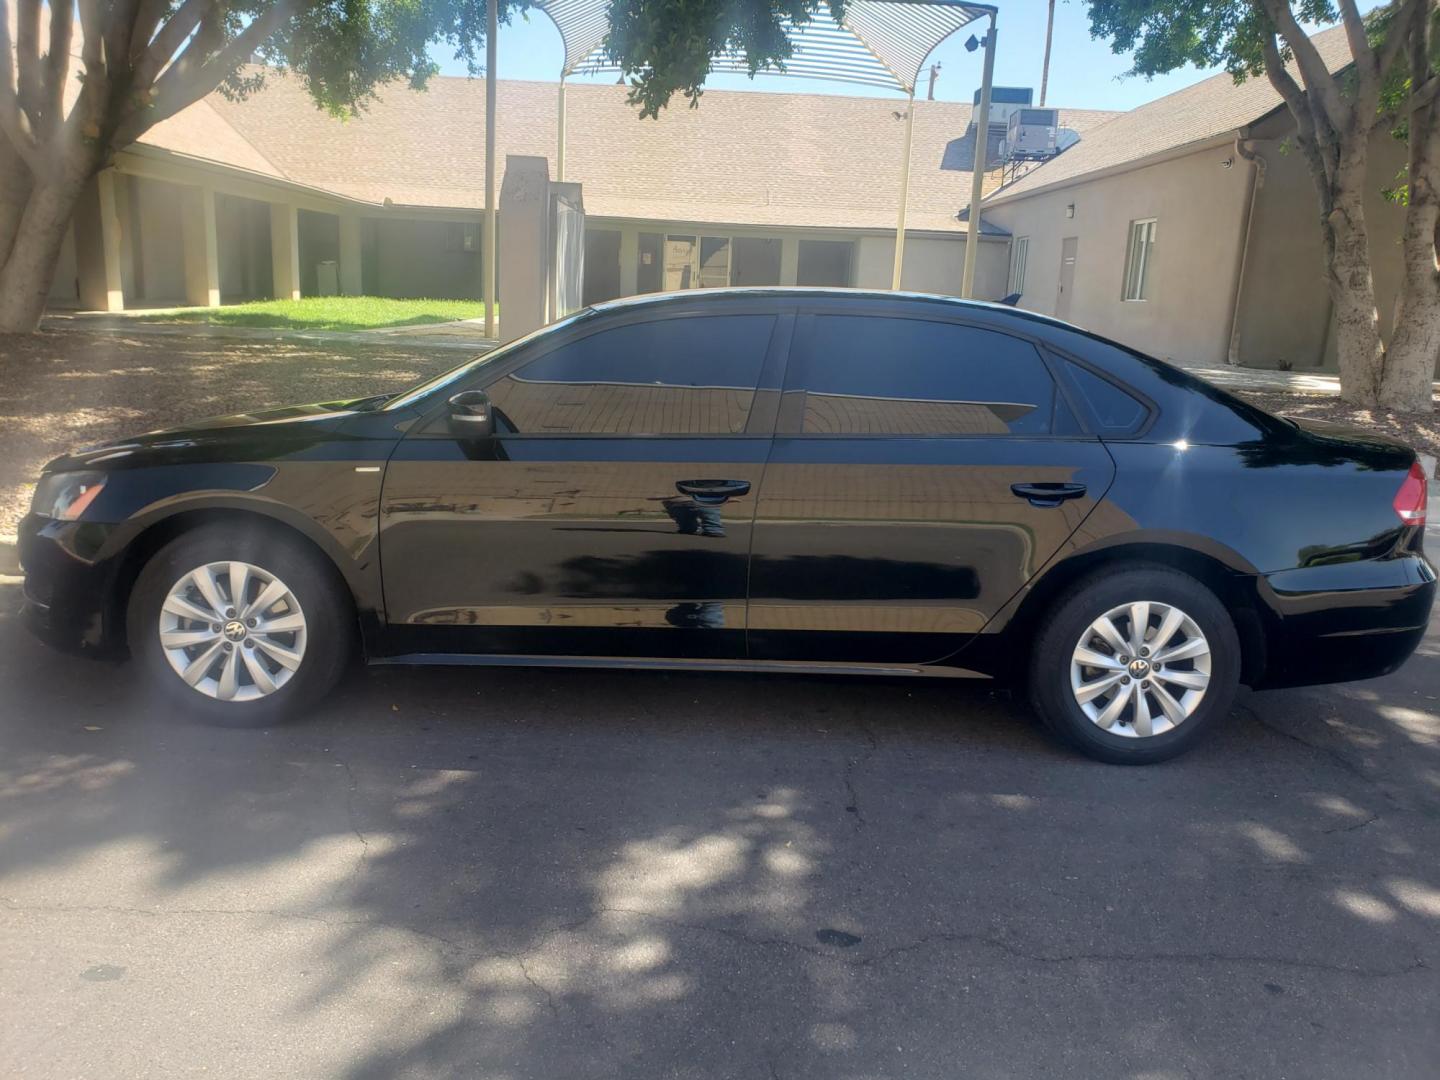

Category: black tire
[128, 523, 353, 726]
[1028, 565, 1240, 764]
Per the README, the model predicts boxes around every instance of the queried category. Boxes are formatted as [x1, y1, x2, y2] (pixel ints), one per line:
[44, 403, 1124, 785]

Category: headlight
[30, 472, 108, 520]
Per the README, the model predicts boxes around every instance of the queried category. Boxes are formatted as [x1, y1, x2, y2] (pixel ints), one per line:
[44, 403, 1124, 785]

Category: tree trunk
[0, 138, 33, 270]
[0, 167, 92, 334]
[1324, 157, 1387, 407]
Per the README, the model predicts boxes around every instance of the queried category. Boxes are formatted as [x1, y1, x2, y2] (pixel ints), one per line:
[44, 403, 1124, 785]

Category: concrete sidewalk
[41, 311, 499, 353]
[1178, 359, 1440, 397]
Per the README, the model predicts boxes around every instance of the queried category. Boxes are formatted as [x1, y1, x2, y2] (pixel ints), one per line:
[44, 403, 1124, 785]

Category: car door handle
[1011, 482, 1088, 507]
[676, 479, 751, 503]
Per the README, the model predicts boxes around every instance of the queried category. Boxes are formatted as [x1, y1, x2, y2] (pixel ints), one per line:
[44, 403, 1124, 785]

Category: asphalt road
[2, 567, 1439, 1079]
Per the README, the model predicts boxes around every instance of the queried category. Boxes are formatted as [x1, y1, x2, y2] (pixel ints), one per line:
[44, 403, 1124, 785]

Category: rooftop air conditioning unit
[1000, 107, 1060, 162]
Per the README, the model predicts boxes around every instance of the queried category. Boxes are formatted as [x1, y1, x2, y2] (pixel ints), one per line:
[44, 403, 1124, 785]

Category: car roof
[587, 287, 1083, 336]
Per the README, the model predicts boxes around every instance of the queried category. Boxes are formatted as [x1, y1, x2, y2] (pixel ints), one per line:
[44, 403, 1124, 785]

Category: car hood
[45, 397, 382, 472]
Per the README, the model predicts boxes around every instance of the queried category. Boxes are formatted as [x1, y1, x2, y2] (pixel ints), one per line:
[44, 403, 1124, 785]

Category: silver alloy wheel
[1069, 600, 1212, 739]
[157, 560, 308, 702]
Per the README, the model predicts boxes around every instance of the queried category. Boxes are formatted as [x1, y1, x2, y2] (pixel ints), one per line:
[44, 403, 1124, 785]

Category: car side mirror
[447, 390, 494, 436]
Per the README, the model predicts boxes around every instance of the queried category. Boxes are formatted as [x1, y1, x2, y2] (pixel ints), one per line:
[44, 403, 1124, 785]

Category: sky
[428, 1, 1235, 113]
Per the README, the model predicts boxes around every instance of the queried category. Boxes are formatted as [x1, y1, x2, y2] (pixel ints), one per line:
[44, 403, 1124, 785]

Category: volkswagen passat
[19, 290, 1434, 763]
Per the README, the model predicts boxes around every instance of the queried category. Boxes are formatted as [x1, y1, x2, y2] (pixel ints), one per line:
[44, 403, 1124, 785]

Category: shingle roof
[985, 25, 1352, 204]
[195, 74, 1116, 231]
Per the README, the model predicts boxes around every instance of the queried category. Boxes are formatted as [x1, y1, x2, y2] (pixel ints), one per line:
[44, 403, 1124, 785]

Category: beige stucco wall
[853, 234, 1010, 299]
[1234, 114, 1409, 370]
[985, 145, 1254, 366]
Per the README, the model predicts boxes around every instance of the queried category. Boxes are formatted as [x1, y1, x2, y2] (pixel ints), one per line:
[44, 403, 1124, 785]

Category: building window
[445, 221, 480, 253]
[796, 240, 853, 286]
[1123, 218, 1156, 301]
[1008, 236, 1029, 296]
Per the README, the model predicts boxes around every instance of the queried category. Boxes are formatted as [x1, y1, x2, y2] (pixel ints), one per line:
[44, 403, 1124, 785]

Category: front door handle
[676, 479, 751, 503]
[1011, 482, 1087, 508]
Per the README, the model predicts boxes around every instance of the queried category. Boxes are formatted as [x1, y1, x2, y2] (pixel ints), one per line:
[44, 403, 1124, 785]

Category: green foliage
[603, 0, 846, 118]
[211, 0, 523, 118]
[1082, 0, 1340, 81]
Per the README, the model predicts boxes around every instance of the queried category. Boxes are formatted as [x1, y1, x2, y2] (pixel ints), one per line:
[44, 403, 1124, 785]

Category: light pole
[483, 0, 498, 339]
[891, 91, 916, 291]
[960, 13, 997, 300]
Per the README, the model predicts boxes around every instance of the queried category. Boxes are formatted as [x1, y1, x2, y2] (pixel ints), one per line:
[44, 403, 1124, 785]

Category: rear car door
[747, 304, 1116, 664]
[379, 303, 789, 660]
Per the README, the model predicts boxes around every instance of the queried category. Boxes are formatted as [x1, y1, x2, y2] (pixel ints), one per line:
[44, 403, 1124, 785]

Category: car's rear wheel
[1029, 566, 1240, 764]
[128, 524, 352, 725]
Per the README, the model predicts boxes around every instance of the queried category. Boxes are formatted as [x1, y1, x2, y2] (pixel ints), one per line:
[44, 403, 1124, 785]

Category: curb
[0, 534, 18, 576]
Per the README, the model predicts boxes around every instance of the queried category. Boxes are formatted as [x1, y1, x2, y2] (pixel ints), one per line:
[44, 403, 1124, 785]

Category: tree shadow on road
[2, 576, 1439, 1078]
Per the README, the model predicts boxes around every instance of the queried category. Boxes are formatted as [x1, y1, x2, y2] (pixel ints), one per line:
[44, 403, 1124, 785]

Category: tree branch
[1261, 29, 1336, 199]
[15, 0, 42, 120]
[133, 0, 218, 92]
[1375, 0, 1424, 81]
[1337, 0, 1378, 83]
[0, 0, 43, 171]
[43, 0, 75, 135]
[130, 0, 174, 64]
[118, 0, 299, 146]
[1257, 0, 1353, 131]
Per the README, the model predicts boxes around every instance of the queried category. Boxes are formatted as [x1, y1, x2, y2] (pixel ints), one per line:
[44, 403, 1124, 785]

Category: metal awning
[537, 0, 995, 95]
[478, 0, 998, 331]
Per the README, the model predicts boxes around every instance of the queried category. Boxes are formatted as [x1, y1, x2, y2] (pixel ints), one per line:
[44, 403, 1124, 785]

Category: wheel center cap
[223, 620, 247, 642]
[1127, 658, 1151, 679]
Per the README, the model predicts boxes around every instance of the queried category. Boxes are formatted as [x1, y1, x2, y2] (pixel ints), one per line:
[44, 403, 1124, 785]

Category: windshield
[381, 307, 597, 412]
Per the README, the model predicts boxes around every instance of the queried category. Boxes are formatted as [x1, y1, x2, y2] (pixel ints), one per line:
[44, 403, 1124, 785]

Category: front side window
[1123, 218, 1156, 301]
[1008, 236, 1029, 296]
[485, 314, 776, 435]
[784, 315, 1061, 436]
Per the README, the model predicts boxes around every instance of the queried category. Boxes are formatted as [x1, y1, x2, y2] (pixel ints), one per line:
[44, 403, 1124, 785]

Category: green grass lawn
[134, 296, 491, 332]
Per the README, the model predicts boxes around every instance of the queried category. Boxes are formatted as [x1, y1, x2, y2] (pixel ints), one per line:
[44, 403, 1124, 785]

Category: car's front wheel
[1029, 566, 1240, 764]
[128, 524, 352, 725]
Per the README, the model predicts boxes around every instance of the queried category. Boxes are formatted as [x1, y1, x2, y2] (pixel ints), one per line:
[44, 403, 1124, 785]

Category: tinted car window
[1065, 360, 1148, 433]
[487, 314, 775, 435]
[786, 315, 1058, 435]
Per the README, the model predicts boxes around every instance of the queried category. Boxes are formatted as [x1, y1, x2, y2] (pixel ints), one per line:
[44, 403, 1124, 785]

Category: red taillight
[1394, 462, 1428, 527]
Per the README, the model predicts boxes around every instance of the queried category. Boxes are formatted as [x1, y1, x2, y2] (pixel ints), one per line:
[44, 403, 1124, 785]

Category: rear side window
[785, 315, 1061, 435]
[486, 314, 775, 435]
[1064, 360, 1148, 434]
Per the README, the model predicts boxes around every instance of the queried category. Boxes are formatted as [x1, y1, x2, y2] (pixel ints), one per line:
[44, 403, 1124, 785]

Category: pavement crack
[333, 758, 372, 898]
[840, 717, 879, 828]
[1322, 811, 1381, 835]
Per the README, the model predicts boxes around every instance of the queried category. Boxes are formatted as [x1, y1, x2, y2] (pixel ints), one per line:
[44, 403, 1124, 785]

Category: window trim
[773, 308, 1081, 440]
[1122, 218, 1157, 302]
[1008, 236, 1029, 296]
[407, 304, 794, 439]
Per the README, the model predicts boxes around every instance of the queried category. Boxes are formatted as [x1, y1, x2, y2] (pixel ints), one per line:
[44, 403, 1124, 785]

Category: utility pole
[483, 0, 498, 340]
[926, 62, 941, 101]
[890, 93, 916, 291]
[1040, 0, 1055, 106]
[960, 14, 996, 300]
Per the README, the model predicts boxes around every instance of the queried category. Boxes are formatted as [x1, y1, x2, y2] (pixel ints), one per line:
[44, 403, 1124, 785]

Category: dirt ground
[0, 328, 1435, 537]
[1233, 389, 1440, 471]
[0, 329, 451, 536]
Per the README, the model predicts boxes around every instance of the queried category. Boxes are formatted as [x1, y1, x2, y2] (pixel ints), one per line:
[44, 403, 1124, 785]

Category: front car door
[379, 301, 789, 660]
[747, 302, 1116, 665]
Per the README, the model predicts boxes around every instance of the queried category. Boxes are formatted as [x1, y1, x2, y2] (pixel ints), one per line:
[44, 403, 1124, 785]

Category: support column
[338, 214, 363, 295]
[619, 226, 639, 296]
[181, 186, 220, 307]
[780, 236, 800, 286]
[269, 203, 300, 300]
[483, 0, 498, 338]
[960, 15, 997, 300]
[74, 169, 125, 312]
[891, 91, 916, 291]
[556, 75, 568, 182]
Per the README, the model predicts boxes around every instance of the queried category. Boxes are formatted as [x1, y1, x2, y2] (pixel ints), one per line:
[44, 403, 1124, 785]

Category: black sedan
[18, 290, 1434, 763]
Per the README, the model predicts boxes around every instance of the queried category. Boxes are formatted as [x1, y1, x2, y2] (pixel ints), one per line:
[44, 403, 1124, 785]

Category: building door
[747, 306, 1114, 665]
[379, 305, 789, 660]
[1055, 236, 1078, 321]
[663, 235, 731, 290]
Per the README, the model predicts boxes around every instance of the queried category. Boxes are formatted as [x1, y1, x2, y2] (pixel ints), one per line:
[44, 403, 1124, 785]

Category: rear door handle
[1011, 482, 1087, 508]
[676, 479, 751, 503]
